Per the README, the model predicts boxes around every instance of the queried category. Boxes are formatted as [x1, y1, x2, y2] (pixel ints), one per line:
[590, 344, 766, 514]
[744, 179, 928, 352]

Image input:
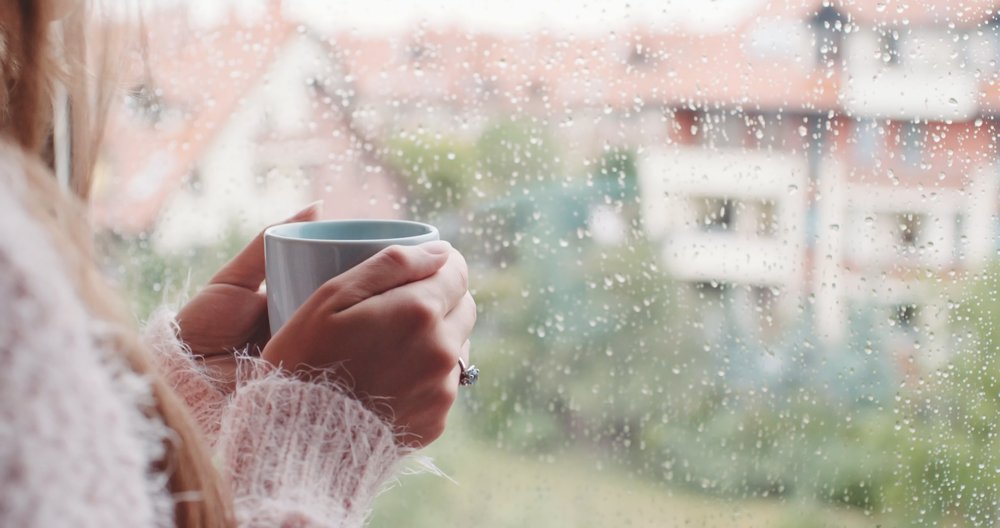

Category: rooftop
[95, 0, 1000, 233]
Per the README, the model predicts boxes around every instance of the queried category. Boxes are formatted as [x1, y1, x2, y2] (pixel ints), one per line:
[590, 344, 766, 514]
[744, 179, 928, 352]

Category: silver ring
[458, 358, 479, 387]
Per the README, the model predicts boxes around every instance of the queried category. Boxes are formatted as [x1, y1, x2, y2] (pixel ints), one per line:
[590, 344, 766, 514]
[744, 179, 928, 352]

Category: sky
[152, 0, 766, 34]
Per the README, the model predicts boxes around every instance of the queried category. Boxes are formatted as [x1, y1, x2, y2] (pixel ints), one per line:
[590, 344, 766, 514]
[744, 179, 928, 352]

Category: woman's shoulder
[0, 148, 103, 375]
[0, 150, 80, 312]
[0, 143, 106, 373]
[0, 146, 174, 527]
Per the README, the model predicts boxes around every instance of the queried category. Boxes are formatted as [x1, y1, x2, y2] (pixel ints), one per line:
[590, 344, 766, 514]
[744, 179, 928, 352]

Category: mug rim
[264, 219, 438, 245]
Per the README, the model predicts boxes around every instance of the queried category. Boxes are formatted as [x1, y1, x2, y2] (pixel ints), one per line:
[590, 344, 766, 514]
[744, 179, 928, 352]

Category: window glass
[95, 1, 1000, 526]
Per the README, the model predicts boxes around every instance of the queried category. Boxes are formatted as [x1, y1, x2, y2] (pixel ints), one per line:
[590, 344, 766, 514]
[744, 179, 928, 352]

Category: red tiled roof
[841, 0, 996, 27]
[329, 10, 840, 113]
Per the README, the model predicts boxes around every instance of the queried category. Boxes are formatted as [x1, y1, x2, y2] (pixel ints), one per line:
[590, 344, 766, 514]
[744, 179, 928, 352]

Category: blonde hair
[0, 2, 234, 526]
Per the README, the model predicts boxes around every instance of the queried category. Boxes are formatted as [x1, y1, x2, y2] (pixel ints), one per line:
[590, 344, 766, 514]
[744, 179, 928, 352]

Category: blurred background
[94, 0, 1000, 525]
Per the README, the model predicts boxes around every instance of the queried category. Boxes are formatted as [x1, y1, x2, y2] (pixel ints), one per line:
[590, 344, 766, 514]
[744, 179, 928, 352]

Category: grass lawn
[370, 415, 878, 528]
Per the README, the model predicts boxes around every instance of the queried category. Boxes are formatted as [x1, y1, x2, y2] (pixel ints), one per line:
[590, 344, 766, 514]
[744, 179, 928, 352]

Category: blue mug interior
[267, 220, 435, 242]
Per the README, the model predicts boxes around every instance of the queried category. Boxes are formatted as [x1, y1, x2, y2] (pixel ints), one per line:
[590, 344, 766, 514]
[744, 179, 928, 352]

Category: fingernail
[287, 200, 323, 221]
[422, 240, 452, 255]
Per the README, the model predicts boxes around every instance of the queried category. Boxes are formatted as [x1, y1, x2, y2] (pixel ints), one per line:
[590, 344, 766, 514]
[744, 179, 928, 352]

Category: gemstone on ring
[458, 358, 479, 386]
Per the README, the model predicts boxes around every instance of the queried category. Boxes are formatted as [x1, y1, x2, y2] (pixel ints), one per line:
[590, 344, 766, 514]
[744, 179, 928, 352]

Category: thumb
[324, 241, 452, 312]
[210, 202, 322, 290]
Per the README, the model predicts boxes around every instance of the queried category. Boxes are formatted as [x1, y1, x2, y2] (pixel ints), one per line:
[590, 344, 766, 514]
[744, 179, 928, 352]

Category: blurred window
[97, 2, 1000, 526]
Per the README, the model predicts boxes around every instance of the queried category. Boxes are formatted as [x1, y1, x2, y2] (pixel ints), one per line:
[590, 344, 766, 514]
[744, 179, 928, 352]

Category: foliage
[871, 266, 1000, 526]
[476, 118, 560, 189]
[97, 224, 252, 320]
[388, 135, 477, 219]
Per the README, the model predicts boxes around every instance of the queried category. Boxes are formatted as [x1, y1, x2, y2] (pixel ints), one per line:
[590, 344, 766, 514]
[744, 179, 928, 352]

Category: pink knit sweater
[0, 170, 406, 526]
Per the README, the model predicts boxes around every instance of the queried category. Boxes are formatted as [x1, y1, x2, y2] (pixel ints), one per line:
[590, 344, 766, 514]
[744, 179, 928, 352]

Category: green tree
[388, 135, 478, 220]
[873, 267, 1000, 526]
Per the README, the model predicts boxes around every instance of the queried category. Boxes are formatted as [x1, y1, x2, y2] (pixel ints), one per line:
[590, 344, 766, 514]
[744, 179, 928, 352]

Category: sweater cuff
[219, 360, 406, 527]
[142, 309, 228, 445]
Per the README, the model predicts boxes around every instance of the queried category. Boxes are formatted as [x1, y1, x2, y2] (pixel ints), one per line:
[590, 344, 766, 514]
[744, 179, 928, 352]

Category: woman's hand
[175, 203, 476, 447]
[261, 242, 476, 448]
[175, 204, 320, 357]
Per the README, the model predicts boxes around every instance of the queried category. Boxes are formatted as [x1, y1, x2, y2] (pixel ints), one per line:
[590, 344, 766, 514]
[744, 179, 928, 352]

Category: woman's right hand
[261, 241, 476, 448]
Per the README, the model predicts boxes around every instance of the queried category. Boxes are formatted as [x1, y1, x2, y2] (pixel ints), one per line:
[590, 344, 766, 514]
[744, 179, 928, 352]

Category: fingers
[443, 292, 477, 348]
[381, 248, 468, 320]
[322, 242, 453, 312]
[210, 202, 321, 290]
[461, 339, 471, 363]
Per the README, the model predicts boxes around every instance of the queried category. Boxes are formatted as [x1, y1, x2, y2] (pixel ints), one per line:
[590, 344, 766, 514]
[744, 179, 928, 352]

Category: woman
[0, 1, 476, 527]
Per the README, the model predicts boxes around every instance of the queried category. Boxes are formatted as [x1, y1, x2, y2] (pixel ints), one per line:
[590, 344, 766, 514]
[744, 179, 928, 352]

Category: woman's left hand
[176, 203, 320, 357]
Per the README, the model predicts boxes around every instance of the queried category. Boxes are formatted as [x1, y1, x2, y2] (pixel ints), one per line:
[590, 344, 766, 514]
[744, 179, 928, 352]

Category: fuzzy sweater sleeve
[144, 312, 230, 445]
[144, 314, 407, 527]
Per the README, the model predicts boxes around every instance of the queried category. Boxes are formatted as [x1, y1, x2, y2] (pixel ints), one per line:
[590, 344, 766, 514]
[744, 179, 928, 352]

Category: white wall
[812, 158, 998, 345]
[639, 146, 808, 322]
[841, 165, 998, 270]
[841, 28, 978, 120]
[153, 35, 333, 251]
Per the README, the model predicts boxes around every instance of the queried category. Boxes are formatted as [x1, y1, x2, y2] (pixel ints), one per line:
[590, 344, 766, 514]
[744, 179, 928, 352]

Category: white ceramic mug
[264, 219, 440, 333]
